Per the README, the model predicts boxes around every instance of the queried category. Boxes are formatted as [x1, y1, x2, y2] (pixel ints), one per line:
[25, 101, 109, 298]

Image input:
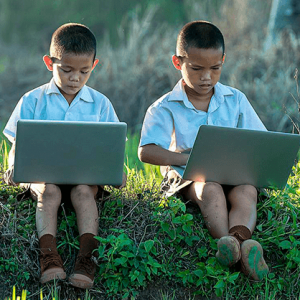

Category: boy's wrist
[180, 153, 189, 166]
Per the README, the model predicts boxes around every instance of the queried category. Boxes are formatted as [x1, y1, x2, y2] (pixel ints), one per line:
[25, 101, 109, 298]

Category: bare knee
[228, 185, 257, 206]
[194, 181, 224, 203]
[31, 183, 60, 198]
[71, 185, 97, 205]
[192, 182, 228, 238]
[202, 182, 223, 195]
[32, 183, 61, 209]
[71, 184, 96, 197]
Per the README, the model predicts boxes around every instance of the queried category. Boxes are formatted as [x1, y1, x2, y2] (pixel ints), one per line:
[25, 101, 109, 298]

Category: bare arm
[138, 144, 189, 166]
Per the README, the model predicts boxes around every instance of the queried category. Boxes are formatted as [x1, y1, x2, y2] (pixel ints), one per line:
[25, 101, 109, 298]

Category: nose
[200, 70, 211, 81]
[70, 72, 80, 82]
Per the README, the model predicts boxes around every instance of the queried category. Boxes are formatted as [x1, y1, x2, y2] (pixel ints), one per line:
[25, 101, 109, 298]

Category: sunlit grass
[5, 286, 27, 300]
[0, 138, 9, 171]
[5, 285, 92, 300]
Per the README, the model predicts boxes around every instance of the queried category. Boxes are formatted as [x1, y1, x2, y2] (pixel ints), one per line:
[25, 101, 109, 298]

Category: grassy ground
[0, 133, 300, 300]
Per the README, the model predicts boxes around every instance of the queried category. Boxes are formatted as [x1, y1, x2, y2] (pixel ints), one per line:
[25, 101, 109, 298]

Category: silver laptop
[13, 120, 127, 185]
[172, 125, 300, 189]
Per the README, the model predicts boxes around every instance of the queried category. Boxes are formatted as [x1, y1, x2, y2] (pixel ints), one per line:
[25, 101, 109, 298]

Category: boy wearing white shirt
[138, 20, 268, 281]
[3, 23, 126, 289]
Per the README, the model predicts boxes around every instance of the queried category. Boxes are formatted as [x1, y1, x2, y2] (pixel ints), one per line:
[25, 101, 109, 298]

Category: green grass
[1, 131, 300, 300]
[125, 130, 162, 183]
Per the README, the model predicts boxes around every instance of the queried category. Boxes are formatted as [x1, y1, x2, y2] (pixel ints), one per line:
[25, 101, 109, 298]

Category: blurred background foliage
[0, 0, 223, 48]
[0, 0, 299, 133]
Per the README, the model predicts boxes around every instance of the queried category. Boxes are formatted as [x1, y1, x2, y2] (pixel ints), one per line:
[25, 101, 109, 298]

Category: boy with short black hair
[138, 21, 269, 281]
[3, 23, 126, 289]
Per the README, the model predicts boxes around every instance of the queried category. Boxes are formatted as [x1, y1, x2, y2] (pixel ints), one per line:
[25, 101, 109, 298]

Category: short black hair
[49, 23, 97, 60]
[176, 21, 225, 57]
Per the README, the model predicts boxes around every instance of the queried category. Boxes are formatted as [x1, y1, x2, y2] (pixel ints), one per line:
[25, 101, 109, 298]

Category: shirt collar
[213, 82, 234, 101]
[208, 82, 234, 112]
[168, 79, 195, 109]
[46, 78, 94, 103]
[168, 79, 234, 111]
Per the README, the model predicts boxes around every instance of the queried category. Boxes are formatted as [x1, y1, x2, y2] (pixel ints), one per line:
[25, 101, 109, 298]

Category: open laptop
[13, 120, 127, 186]
[172, 125, 300, 189]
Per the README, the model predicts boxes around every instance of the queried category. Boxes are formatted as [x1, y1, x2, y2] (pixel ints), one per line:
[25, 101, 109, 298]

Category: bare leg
[181, 182, 229, 238]
[69, 185, 99, 289]
[30, 183, 62, 238]
[226, 185, 268, 281]
[70, 185, 99, 236]
[227, 185, 257, 232]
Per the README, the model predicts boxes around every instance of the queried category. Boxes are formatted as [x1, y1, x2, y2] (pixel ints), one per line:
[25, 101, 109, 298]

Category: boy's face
[43, 53, 98, 103]
[172, 47, 224, 99]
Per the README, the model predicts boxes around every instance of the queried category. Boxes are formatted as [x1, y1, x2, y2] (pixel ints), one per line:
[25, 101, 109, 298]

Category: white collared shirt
[4, 78, 119, 142]
[139, 79, 266, 152]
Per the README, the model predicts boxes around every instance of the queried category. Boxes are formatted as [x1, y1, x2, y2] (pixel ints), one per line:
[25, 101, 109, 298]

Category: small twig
[260, 230, 300, 242]
[135, 223, 152, 255]
[294, 68, 300, 101]
[117, 201, 139, 226]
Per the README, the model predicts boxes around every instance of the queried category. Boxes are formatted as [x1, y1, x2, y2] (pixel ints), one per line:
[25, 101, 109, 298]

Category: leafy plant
[95, 232, 163, 298]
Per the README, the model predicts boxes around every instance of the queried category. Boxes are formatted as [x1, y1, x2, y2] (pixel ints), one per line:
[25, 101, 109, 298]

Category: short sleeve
[3, 95, 35, 142]
[237, 94, 267, 131]
[139, 103, 173, 150]
[99, 99, 119, 123]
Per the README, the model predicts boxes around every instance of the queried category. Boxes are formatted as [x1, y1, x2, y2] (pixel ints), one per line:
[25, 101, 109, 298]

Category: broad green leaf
[214, 279, 225, 289]
[193, 269, 204, 278]
[228, 272, 239, 283]
[267, 210, 273, 220]
[114, 257, 127, 266]
[184, 214, 193, 221]
[144, 240, 154, 252]
[183, 224, 192, 234]
[257, 224, 263, 231]
[173, 216, 182, 224]
[161, 222, 169, 232]
[279, 240, 291, 249]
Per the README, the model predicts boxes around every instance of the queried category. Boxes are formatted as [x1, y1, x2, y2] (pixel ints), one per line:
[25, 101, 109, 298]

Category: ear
[222, 53, 226, 64]
[172, 55, 182, 71]
[91, 59, 99, 71]
[43, 55, 53, 71]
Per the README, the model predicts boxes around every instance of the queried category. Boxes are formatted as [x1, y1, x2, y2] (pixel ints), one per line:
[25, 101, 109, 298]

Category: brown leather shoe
[39, 234, 66, 284]
[69, 233, 98, 289]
